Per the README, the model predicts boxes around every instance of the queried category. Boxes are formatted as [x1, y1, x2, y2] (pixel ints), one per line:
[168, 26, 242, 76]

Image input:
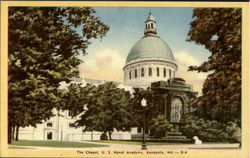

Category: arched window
[129, 71, 131, 79]
[157, 67, 160, 77]
[149, 67, 152, 76]
[163, 68, 166, 77]
[141, 68, 144, 77]
[145, 24, 147, 29]
[169, 70, 171, 79]
[171, 98, 183, 122]
[135, 69, 137, 78]
[151, 23, 153, 29]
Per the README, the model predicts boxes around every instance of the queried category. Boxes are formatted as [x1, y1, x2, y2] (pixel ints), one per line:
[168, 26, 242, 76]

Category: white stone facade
[18, 79, 137, 141]
[18, 108, 137, 141]
[124, 58, 177, 88]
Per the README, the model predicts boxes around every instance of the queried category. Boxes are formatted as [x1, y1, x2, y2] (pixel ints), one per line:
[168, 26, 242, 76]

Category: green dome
[126, 36, 175, 64]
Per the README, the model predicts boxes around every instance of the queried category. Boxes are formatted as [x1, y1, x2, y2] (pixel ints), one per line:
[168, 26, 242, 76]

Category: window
[69, 123, 75, 128]
[135, 69, 137, 78]
[163, 68, 166, 77]
[171, 98, 183, 122]
[46, 122, 53, 127]
[169, 70, 171, 79]
[68, 111, 74, 117]
[129, 71, 131, 79]
[141, 68, 144, 77]
[157, 67, 159, 77]
[151, 23, 153, 29]
[149, 68, 152, 76]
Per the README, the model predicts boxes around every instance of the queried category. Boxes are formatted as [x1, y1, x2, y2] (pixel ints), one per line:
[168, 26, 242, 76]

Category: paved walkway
[9, 141, 240, 150]
[80, 141, 240, 150]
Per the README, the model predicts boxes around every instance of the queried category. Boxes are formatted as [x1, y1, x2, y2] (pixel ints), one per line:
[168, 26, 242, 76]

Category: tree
[130, 88, 164, 132]
[187, 8, 241, 123]
[74, 82, 132, 140]
[8, 7, 109, 143]
[61, 83, 97, 115]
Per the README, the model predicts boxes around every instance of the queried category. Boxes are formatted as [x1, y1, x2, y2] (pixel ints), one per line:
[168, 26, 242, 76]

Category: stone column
[167, 92, 172, 122]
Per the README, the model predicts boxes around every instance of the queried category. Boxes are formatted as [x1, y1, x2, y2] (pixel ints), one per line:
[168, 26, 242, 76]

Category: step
[166, 132, 183, 136]
[164, 136, 187, 139]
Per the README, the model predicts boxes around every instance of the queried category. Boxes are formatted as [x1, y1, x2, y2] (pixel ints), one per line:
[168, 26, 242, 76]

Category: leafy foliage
[61, 83, 97, 116]
[181, 114, 241, 143]
[225, 121, 241, 143]
[149, 115, 174, 138]
[8, 7, 109, 143]
[129, 88, 164, 129]
[187, 8, 241, 123]
[74, 82, 132, 140]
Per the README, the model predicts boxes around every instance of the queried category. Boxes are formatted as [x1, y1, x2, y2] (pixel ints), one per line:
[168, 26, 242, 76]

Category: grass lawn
[92, 140, 192, 145]
[92, 140, 231, 145]
[11, 140, 109, 148]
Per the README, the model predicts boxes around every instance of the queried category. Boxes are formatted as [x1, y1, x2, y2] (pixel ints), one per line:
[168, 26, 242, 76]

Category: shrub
[180, 114, 241, 143]
[180, 114, 200, 139]
[225, 121, 241, 143]
[149, 114, 174, 138]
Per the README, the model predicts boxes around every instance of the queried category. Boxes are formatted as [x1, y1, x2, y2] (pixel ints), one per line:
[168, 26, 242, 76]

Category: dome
[126, 36, 175, 64]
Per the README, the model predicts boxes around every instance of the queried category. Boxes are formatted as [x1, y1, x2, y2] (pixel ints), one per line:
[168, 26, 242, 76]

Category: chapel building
[123, 12, 197, 128]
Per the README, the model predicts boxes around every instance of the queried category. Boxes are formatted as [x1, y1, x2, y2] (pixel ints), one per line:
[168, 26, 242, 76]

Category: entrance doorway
[46, 131, 53, 140]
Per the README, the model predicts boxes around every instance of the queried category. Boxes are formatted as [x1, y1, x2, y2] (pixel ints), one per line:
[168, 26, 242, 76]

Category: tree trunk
[108, 131, 112, 140]
[8, 123, 12, 144]
[15, 125, 19, 141]
[12, 125, 15, 140]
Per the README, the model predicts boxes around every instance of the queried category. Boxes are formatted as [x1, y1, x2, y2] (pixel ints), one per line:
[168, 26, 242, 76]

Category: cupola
[144, 11, 157, 36]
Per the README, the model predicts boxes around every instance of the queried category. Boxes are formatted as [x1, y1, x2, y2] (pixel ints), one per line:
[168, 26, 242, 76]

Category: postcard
[0, 1, 249, 158]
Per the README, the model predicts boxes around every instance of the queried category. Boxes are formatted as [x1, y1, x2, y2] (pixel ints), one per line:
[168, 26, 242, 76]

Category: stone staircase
[164, 131, 187, 139]
[131, 132, 192, 143]
[160, 131, 193, 143]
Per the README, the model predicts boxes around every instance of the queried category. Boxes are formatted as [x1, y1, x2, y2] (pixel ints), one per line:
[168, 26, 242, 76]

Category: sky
[77, 7, 210, 95]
